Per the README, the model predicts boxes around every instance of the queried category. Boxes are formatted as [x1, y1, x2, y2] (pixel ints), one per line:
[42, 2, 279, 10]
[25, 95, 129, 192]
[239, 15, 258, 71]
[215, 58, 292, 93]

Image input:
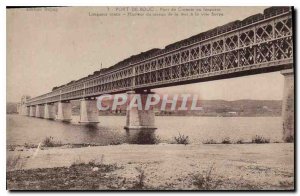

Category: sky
[7, 6, 284, 102]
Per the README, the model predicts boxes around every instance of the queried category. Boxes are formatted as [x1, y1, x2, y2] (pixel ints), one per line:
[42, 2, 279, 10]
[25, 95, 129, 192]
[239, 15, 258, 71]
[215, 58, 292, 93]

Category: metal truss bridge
[26, 7, 293, 106]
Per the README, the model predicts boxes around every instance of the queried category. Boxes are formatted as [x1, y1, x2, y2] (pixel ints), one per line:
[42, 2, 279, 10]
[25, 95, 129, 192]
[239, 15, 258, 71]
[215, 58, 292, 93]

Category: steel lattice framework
[26, 8, 293, 106]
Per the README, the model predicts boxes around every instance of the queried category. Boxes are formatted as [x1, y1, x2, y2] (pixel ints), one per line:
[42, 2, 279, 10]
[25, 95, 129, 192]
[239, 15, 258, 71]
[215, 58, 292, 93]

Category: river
[7, 115, 283, 145]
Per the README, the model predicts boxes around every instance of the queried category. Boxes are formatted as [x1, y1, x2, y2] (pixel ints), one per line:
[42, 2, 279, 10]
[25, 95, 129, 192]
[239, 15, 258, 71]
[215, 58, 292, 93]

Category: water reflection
[126, 129, 159, 144]
[84, 124, 99, 131]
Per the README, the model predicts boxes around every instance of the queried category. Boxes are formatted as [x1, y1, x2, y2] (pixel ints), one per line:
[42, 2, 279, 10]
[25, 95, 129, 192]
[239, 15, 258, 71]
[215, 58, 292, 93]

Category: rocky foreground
[7, 143, 294, 190]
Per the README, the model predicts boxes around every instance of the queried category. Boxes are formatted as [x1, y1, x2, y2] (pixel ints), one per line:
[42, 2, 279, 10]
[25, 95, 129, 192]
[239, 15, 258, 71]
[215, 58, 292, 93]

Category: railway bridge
[19, 7, 294, 142]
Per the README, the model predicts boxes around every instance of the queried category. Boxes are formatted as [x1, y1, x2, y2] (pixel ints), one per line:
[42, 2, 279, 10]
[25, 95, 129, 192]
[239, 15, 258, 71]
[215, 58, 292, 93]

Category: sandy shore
[7, 143, 294, 190]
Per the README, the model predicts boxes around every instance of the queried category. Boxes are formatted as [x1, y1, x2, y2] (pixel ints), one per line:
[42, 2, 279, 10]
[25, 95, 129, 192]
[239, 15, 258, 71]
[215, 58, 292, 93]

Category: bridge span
[19, 7, 294, 142]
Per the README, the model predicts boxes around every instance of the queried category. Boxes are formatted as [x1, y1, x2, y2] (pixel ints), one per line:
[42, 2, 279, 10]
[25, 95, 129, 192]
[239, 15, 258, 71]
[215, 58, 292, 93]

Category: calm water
[7, 114, 283, 145]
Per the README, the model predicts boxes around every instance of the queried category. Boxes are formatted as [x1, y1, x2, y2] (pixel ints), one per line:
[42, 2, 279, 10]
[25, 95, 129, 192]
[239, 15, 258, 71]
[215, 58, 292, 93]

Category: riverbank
[7, 143, 294, 190]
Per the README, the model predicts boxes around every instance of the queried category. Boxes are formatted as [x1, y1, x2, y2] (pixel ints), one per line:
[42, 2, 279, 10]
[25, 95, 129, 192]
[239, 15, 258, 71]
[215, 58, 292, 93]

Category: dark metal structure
[26, 7, 293, 106]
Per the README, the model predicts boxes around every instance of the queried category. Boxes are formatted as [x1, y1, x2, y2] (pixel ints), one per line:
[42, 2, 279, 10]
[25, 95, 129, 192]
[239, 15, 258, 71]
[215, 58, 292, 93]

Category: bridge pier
[17, 103, 21, 114]
[35, 104, 45, 118]
[281, 69, 294, 142]
[19, 105, 23, 115]
[29, 106, 36, 117]
[79, 98, 99, 124]
[20, 105, 29, 116]
[124, 90, 157, 143]
[24, 106, 30, 116]
[57, 101, 72, 122]
[44, 103, 56, 120]
[124, 90, 156, 143]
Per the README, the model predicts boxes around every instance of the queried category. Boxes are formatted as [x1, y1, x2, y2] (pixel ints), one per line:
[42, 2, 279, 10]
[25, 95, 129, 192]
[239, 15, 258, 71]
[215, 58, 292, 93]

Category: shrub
[7, 145, 16, 151]
[221, 137, 231, 144]
[133, 167, 146, 189]
[203, 139, 217, 144]
[251, 135, 270, 144]
[284, 135, 294, 143]
[24, 143, 37, 149]
[109, 138, 125, 145]
[174, 133, 189, 145]
[71, 155, 104, 167]
[192, 164, 221, 190]
[235, 139, 244, 144]
[42, 136, 62, 147]
[70, 156, 85, 167]
[70, 155, 119, 172]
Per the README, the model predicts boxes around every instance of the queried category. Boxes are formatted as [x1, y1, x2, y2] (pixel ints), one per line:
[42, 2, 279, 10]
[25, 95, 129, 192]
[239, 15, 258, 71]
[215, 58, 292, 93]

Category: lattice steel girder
[240, 46, 255, 66]
[212, 38, 224, 55]
[180, 49, 190, 63]
[256, 21, 274, 43]
[201, 43, 211, 57]
[275, 15, 292, 38]
[172, 65, 180, 79]
[256, 42, 274, 63]
[26, 11, 294, 106]
[225, 51, 239, 69]
[274, 37, 293, 59]
[200, 57, 211, 73]
[172, 53, 180, 65]
[151, 60, 157, 71]
[190, 60, 200, 75]
[211, 54, 224, 71]
[225, 32, 239, 51]
[190, 46, 200, 60]
[157, 58, 164, 69]
[239, 28, 255, 47]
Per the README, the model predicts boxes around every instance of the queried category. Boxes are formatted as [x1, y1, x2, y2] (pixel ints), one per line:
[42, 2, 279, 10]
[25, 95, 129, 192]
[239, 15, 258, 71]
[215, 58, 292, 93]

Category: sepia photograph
[6, 6, 294, 191]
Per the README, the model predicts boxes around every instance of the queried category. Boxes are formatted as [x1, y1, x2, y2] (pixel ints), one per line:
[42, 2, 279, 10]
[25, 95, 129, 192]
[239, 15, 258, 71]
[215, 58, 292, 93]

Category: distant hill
[194, 100, 282, 117]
